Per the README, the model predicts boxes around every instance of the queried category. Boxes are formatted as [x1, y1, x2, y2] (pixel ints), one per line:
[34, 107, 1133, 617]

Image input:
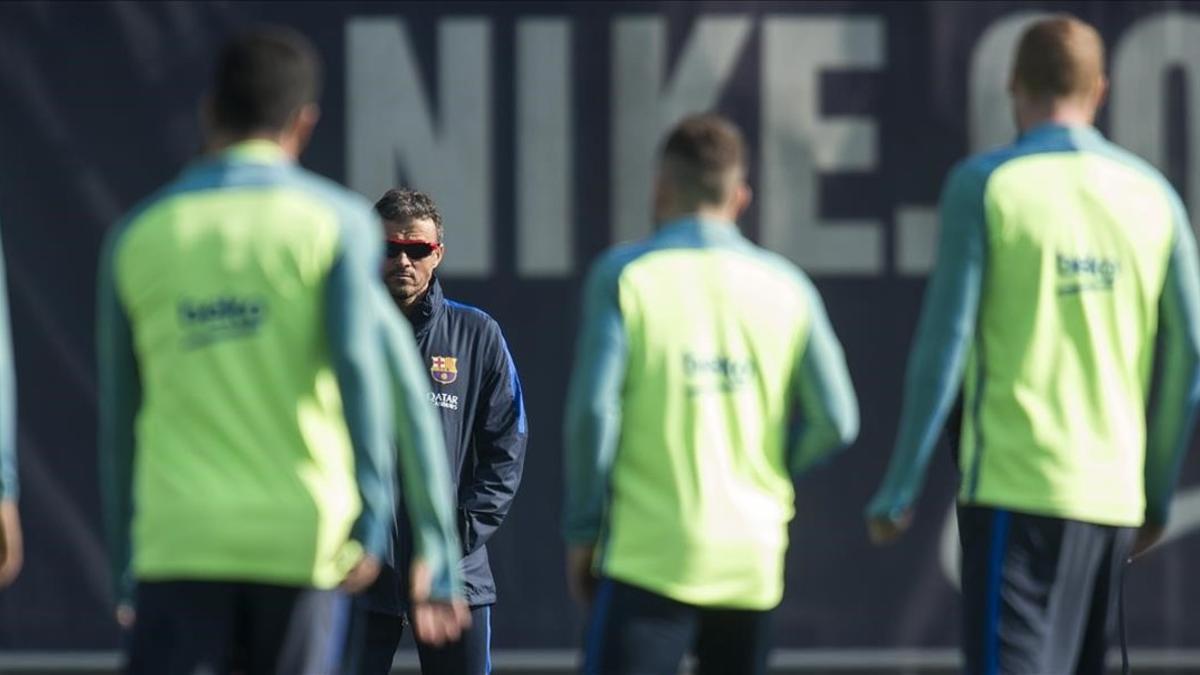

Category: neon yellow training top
[564, 217, 859, 609]
[869, 123, 1200, 529]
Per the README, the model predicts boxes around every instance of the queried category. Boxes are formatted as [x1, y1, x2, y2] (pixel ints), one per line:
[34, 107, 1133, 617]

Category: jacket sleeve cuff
[352, 513, 389, 559]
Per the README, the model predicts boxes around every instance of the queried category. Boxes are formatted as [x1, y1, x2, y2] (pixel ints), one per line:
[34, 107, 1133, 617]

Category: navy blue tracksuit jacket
[366, 278, 528, 611]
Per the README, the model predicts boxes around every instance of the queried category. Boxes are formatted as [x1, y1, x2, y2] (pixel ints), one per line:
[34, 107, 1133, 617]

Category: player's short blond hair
[1012, 15, 1105, 101]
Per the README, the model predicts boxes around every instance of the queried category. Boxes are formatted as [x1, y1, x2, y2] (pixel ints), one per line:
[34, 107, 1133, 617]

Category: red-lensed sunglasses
[386, 238, 441, 260]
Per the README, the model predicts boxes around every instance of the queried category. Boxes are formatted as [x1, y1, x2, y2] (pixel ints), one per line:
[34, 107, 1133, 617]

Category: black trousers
[127, 580, 349, 675]
[354, 605, 492, 675]
[582, 578, 772, 675]
[959, 505, 1136, 675]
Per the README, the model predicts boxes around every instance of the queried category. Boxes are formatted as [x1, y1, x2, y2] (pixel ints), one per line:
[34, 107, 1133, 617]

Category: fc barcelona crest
[430, 356, 458, 385]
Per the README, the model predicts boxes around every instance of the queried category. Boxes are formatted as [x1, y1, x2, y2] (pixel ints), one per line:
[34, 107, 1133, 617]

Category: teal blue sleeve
[866, 164, 986, 520]
[789, 278, 859, 476]
[562, 257, 628, 546]
[96, 226, 140, 602]
[326, 216, 396, 559]
[1144, 194, 1200, 526]
[0, 232, 16, 501]
[375, 289, 463, 600]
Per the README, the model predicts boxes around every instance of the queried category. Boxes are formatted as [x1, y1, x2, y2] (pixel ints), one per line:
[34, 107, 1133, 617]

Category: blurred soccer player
[866, 15, 1200, 674]
[563, 114, 859, 675]
[358, 188, 528, 675]
[97, 27, 436, 673]
[0, 232, 19, 588]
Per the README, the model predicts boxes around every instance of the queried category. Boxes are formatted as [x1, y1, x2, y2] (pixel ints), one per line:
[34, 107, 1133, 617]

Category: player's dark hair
[375, 188, 444, 243]
[659, 113, 746, 209]
[210, 27, 322, 135]
[1012, 15, 1104, 101]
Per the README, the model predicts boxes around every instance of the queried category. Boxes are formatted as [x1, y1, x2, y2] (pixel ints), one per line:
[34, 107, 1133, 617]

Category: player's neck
[656, 205, 736, 228]
[1017, 102, 1095, 135]
[206, 131, 299, 159]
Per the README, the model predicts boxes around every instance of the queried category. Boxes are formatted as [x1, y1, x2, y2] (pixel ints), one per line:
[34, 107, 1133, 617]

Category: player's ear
[431, 243, 444, 271]
[1092, 75, 1109, 113]
[731, 182, 752, 221]
[283, 103, 321, 158]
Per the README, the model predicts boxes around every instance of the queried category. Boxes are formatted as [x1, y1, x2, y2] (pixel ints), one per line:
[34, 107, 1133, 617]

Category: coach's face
[383, 217, 443, 305]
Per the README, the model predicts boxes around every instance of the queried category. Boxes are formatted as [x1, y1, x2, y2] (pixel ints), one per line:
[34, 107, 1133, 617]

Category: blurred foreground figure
[0, 231, 19, 588]
[97, 27, 462, 674]
[563, 113, 859, 675]
[867, 14, 1200, 674]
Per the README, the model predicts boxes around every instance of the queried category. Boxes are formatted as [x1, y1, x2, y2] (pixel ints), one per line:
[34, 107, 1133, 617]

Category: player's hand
[409, 559, 470, 647]
[566, 544, 597, 606]
[339, 554, 381, 594]
[1131, 523, 1165, 560]
[0, 500, 22, 587]
[115, 604, 136, 629]
[867, 509, 913, 545]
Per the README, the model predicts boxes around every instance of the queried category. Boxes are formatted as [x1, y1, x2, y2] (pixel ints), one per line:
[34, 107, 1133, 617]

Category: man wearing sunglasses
[360, 188, 528, 675]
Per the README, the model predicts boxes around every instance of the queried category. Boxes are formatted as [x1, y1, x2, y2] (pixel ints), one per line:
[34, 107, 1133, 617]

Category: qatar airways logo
[430, 392, 459, 411]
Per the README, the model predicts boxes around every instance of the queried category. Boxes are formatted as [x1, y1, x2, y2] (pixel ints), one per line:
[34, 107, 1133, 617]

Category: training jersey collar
[656, 215, 743, 242]
[219, 139, 292, 165]
[408, 276, 444, 335]
[1018, 121, 1102, 144]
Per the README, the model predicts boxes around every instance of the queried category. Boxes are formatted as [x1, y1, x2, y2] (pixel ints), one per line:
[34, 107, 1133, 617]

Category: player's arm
[96, 226, 140, 606]
[1142, 193, 1200, 546]
[375, 290, 463, 600]
[459, 323, 528, 556]
[562, 258, 627, 603]
[326, 215, 396, 585]
[376, 291, 469, 644]
[865, 164, 987, 539]
[788, 278, 859, 476]
[0, 231, 20, 587]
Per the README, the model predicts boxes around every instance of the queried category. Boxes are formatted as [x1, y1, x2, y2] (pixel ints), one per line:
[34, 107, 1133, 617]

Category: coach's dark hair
[375, 188, 444, 243]
[659, 113, 746, 209]
[1012, 15, 1104, 101]
[210, 27, 322, 135]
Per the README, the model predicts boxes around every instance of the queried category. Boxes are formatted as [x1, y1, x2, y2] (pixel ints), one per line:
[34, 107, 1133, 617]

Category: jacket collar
[407, 276, 444, 336]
